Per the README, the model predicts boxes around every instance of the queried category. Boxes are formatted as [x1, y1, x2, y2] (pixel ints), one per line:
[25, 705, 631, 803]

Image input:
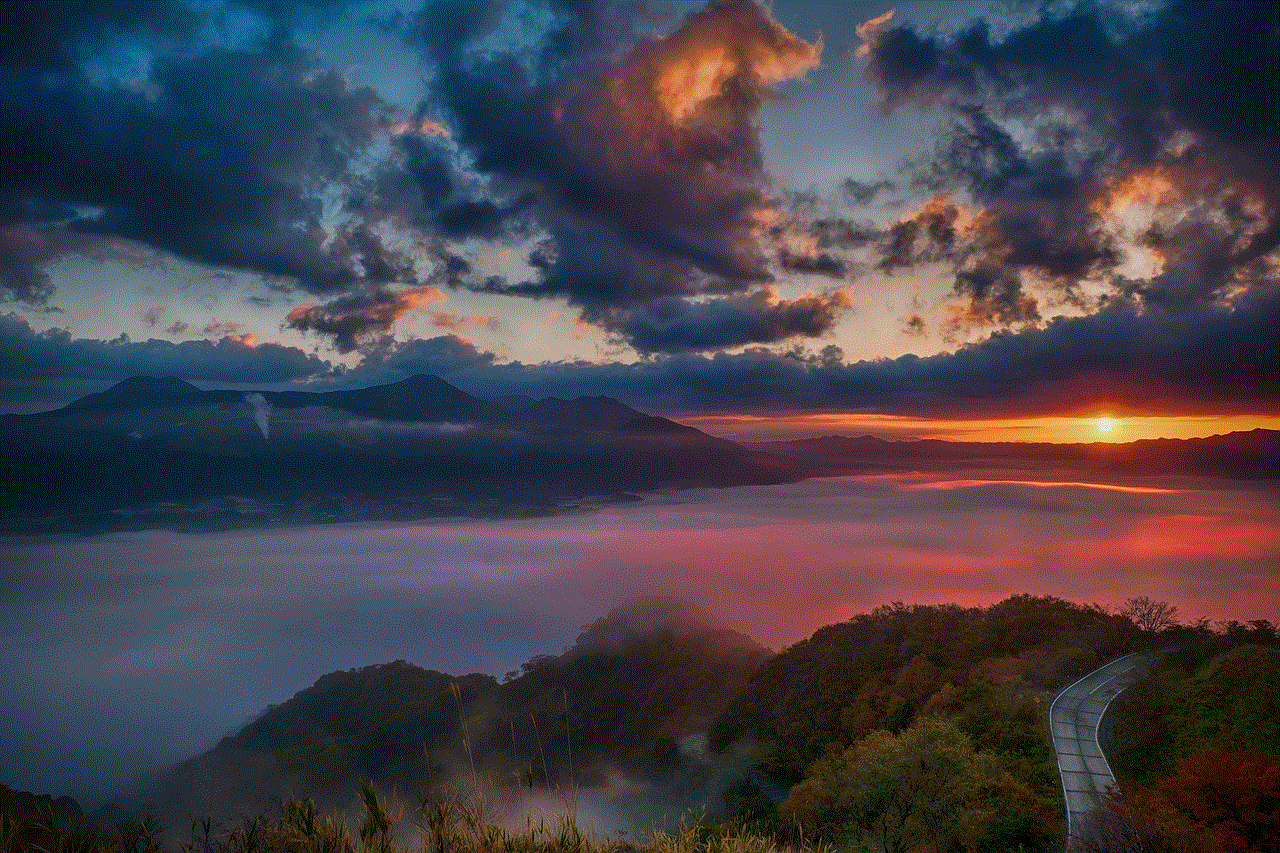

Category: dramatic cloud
[841, 177, 895, 206]
[0, 0, 1273, 412]
[948, 262, 1039, 333]
[5, 289, 1277, 419]
[0, 226, 163, 305]
[876, 194, 965, 274]
[0, 29, 405, 300]
[429, 310, 499, 332]
[0, 0, 198, 70]
[0, 226, 59, 305]
[436, 296, 1279, 418]
[0, 312, 334, 382]
[406, 0, 832, 351]
[348, 333, 497, 379]
[286, 285, 448, 352]
[615, 286, 852, 353]
[858, 0, 1280, 319]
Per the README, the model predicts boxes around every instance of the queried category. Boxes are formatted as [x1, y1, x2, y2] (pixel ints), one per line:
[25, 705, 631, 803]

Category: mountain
[62, 376, 210, 410]
[7, 376, 1273, 534]
[155, 598, 774, 816]
[274, 373, 500, 423]
[57, 376, 691, 436]
[516, 395, 697, 435]
[2, 375, 795, 533]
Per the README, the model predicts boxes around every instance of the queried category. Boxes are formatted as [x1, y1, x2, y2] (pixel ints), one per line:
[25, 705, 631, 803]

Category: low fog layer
[1, 473, 1276, 806]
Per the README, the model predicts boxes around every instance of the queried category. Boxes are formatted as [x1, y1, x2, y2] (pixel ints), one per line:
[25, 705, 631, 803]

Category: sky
[1, 0, 1278, 440]
[4, 473, 1278, 805]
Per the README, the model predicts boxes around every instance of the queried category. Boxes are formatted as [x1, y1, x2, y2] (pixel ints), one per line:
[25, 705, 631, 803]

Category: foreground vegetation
[1, 782, 806, 853]
[1090, 620, 1280, 852]
[1110, 620, 1280, 782]
[5, 597, 1279, 852]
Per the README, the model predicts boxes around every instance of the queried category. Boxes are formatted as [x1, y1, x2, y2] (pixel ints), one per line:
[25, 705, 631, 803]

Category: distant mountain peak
[64, 376, 204, 410]
[393, 373, 459, 390]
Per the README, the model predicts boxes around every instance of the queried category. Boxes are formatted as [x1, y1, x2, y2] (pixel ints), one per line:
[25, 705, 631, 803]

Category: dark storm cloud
[0, 226, 165, 306]
[777, 249, 848, 279]
[402, 0, 838, 352]
[859, 0, 1280, 312]
[612, 286, 852, 354]
[876, 195, 962, 274]
[349, 333, 497, 379]
[0, 312, 334, 382]
[419, 294, 1278, 417]
[0, 1, 198, 70]
[0, 0, 352, 71]
[0, 226, 58, 305]
[372, 126, 537, 242]
[841, 177, 895, 206]
[0, 28, 410, 300]
[950, 262, 1039, 330]
[5, 289, 1277, 417]
[922, 107, 1122, 283]
[808, 218, 879, 251]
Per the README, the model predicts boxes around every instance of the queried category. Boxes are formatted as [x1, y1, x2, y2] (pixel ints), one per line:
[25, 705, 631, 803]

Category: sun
[1096, 416, 1116, 434]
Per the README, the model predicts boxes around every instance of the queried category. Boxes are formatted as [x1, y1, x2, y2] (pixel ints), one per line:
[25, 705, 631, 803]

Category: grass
[1, 782, 815, 853]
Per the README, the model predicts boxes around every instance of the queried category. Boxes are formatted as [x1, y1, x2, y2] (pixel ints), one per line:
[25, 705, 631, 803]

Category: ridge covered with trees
[4, 596, 1278, 852]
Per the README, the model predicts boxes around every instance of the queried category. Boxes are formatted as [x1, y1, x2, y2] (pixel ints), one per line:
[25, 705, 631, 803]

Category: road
[1049, 648, 1171, 848]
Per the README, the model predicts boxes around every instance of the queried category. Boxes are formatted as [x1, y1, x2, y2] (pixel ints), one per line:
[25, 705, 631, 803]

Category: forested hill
[10, 596, 1279, 852]
[718, 595, 1141, 783]
[158, 598, 772, 814]
[1110, 623, 1280, 782]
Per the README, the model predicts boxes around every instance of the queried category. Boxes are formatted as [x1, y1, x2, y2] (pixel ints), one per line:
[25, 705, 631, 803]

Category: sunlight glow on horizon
[679, 411, 1280, 443]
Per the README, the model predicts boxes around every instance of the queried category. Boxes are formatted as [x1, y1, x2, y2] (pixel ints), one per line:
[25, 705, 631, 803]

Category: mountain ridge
[157, 598, 773, 815]
[1, 374, 795, 533]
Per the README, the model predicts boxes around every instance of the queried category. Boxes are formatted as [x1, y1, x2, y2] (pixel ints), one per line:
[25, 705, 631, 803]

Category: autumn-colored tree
[1084, 749, 1280, 853]
[784, 717, 1008, 853]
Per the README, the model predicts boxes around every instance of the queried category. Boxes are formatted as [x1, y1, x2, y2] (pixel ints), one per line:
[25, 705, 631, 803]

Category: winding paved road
[1049, 649, 1171, 848]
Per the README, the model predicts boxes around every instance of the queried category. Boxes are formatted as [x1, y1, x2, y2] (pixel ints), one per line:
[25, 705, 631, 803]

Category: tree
[1083, 749, 1280, 853]
[783, 717, 1003, 853]
[1120, 597, 1180, 633]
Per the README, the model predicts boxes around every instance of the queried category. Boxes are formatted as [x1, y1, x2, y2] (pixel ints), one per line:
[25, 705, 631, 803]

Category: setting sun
[1097, 416, 1116, 434]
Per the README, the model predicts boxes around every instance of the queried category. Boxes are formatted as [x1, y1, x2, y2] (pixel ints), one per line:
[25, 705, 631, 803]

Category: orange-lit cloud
[429, 310, 499, 332]
[425, 0, 839, 352]
[648, 7, 822, 126]
[476, 248, 512, 268]
[385, 116, 450, 138]
[286, 285, 448, 352]
[1090, 167, 1178, 216]
[855, 9, 895, 59]
[201, 320, 244, 337]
